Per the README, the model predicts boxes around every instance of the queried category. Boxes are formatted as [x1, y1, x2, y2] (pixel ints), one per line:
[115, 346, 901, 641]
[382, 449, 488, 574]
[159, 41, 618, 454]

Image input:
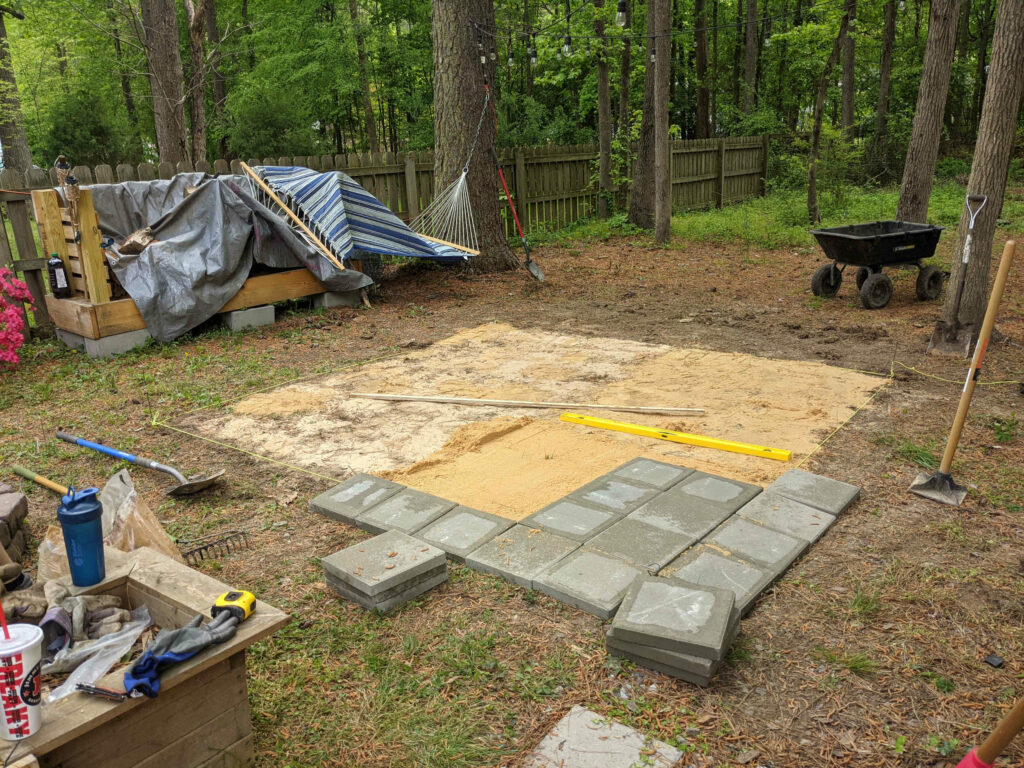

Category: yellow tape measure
[211, 590, 256, 622]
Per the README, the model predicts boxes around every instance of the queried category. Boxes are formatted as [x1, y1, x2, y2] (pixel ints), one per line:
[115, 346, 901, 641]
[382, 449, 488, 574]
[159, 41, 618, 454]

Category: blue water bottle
[57, 487, 106, 586]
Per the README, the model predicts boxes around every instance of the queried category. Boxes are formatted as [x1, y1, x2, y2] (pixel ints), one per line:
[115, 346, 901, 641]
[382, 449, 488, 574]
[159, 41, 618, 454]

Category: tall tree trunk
[869, 0, 896, 179]
[184, 0, 207, 164]
[934, 0, 1024, 344]
[617, 0, 632, 134]
[732, 0, 742, 109]
[432, 0, 516, 271]
[654, 0, 672, 241]
[206, 0, 226, 115]
[140, 0, 190, 164]
[695, 0, 711, 137]
[628, 5, 658, 228]
[241, 0, 254, 70]
[595, 0, 612, 218]
[711, 0, 718, 131]
[106, 1, 138, 133]
[349, 0, 379, 153]
[841, 0, 856, 132]
[744, 0, 757, 112]
[896, 0, 959, 223]
[972, 0, 993, 129]
[807, 12, 850, 223]
[0, 9, 31, 173]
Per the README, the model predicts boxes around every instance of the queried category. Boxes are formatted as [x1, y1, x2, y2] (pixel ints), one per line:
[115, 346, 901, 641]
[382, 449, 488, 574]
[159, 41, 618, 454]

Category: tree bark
[711, 0, 718, 131]
[744, 0, 757, 112]
[695, 0, 711, 137]
[106, 1, 138, 133]
[140, 0, 190, 165]
[206, 0, 226, 115]
[0, 9, 31, 173]
[432, 0, 516, 271]
[595, 0, 612, 219]
[896, 0, 959, 223]
[241, 0, 254, 70]
[184, 0, 207, 164]
[654, 0, 672, 242]
[841, 0, 856, 132]
[935, 0, 1024, 344]
[349, 0, 379, 153]
[807, 12, 849, 223]
[868, 0, 896, 179]
[732, 0, 742, 109]
[618, 0, 632, 135]
[628, 5, 658, 229]
[972, 0, 993, 129]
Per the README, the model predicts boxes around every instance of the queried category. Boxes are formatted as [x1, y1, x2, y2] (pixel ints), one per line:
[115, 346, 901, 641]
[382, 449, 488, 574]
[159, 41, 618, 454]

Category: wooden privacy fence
[0, 135, 767, 335]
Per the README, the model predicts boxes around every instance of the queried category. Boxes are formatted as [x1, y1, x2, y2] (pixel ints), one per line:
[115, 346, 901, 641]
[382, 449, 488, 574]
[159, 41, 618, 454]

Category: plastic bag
[44, 605, 151, 702]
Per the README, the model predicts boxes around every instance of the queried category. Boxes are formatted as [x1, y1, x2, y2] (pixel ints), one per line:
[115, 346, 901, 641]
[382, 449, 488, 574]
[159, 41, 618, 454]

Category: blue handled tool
[56, 431, 224, 496]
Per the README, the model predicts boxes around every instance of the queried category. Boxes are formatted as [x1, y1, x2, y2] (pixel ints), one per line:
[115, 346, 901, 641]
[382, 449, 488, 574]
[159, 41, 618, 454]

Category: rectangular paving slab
[662, 545, 773, 618]
[737, 490, 837, 543]
[309, 474, 404, 525]
[521, 705, 683, 768]
[768, 468, 860, 515]
[605, 628, 717, 677]
[609, 576, 735, 660]
[534, 550, 644, 619]
[668, 471, 763, 514]
[567, 476, 660, 515]
[703, 516, 807, 575]
[627, 492, 735, 541]
[465, 525, 579, 590]
[604, 643, 713, 687]
[321, 529, 446, 597]
[326, 567, 448, 612]
[520, 499, 620, 543]
[415, 506, 514, 563]
[586, 517, 695, 571]
[610, 458, 695, 491]
[355, 488, 457, 535]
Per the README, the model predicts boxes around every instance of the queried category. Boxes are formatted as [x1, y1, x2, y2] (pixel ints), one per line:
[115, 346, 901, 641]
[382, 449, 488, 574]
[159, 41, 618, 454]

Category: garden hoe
[929, 194, 987, 356]
[910, 239, 1016, 506]
[956, 692, 1024, 767]
[57, 431, 224, 496]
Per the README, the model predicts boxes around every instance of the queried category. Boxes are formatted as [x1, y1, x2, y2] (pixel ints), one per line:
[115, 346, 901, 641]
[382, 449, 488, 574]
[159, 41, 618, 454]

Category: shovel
[929, 194, 987, 356]
[56, 431, 224, 496]
[910, 239, 1016, 506]
[955, 693, 1024, 767]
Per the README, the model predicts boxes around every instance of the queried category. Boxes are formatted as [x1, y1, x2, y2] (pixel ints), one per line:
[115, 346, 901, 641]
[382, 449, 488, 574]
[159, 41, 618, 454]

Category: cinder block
[58, 328, 152, 358]
[224, 304, 275, 331]
[313, 290, 363, 309]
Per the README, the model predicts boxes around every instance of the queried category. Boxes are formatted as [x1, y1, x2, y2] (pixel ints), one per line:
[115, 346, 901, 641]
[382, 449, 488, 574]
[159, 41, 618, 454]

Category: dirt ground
[3, 223, 1024, 768]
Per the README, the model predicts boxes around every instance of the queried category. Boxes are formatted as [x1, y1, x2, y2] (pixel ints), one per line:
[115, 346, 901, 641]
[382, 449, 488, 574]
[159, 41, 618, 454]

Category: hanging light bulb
[616, 0, 628, 27]
[650, 38, 656, 64]
[530, 33, 538, 65]
[563, 35, 572, 57]
[477, 29, 486, 65]
[490, 45, 497, 61]
[508, 34, 515, 67]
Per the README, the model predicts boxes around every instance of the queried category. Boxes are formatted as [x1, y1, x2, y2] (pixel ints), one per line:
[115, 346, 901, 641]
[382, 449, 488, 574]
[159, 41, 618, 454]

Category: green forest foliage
[4, 0, 1020, 185]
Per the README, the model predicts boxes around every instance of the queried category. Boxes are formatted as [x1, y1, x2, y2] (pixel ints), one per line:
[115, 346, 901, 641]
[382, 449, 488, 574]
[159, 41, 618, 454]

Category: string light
[616, 0, 628, 27]
[477, 28, 486, 65]
[563, 0, 572, 57]
[650, 38, 656, 64]
[563, 35, 572, 57]
[530, 33, 538, 65]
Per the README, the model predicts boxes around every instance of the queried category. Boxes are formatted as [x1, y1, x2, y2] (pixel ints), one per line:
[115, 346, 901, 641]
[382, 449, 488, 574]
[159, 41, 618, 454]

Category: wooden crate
[31, 188, 112, 305]
[10, 547, 289, 768]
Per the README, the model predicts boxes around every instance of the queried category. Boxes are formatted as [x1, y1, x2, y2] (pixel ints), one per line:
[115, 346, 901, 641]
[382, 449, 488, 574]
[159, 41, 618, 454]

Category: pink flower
[0, 267, 34, 368]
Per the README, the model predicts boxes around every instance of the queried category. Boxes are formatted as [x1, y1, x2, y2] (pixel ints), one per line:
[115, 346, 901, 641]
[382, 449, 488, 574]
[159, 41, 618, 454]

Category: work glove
[123, 612, 239, 698]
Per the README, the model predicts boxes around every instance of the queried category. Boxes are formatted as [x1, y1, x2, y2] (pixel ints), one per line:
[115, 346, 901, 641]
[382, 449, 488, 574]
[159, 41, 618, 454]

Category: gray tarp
[88, 174, 372, 342]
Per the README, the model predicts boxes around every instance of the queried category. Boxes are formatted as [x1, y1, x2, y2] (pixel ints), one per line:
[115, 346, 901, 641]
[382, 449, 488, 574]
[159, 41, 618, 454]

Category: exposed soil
[3, 226, 1023, 768]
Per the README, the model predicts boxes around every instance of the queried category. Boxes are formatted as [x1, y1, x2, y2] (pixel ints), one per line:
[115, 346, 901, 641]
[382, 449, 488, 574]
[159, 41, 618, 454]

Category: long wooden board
[352, 392, 704, 415]
[46, 268, 326, 339]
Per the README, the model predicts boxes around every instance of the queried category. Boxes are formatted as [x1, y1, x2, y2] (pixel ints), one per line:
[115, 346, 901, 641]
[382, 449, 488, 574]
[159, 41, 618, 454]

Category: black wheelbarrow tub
[809, 221, 945, 268]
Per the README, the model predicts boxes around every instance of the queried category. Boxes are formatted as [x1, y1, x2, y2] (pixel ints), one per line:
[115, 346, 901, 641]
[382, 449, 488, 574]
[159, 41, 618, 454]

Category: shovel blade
[526, 260, 545, 282]
[168, 469, 225, 496]
[909, 471, 968, 506]
[927, 324, 972, 358]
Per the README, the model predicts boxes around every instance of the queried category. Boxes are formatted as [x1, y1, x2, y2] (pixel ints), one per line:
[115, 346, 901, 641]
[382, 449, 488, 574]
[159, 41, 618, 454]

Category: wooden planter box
[10, 547, 289, 768]
[32, 187, 331, 340]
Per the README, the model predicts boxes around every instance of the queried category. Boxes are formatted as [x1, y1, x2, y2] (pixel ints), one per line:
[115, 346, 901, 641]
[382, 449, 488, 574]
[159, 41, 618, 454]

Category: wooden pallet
[32, 188, 112, 304]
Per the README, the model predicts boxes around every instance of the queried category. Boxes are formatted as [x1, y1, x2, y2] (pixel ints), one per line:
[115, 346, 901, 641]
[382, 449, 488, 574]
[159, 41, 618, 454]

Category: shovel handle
[11, 464, 69, 495]
[976, 694, 1024, 764]
[57, 431, 137, 463]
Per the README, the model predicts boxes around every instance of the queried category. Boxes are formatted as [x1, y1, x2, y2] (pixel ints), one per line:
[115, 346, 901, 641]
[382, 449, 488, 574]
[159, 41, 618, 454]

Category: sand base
[183, 323, 883, 520]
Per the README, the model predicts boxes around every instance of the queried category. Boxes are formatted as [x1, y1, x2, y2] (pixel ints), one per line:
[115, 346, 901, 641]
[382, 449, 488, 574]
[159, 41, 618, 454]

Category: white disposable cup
[0, 624, 43, 740]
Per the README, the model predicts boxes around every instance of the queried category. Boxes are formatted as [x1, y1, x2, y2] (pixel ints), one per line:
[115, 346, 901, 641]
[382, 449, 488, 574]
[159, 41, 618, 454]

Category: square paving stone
[415, 506, 514, 563]
[567, 477, 660, 514]
[609, 576, 735, 660]
[669, 471, 763, 514]
[587, 517, 696, 571]
[309, 474, 404, 525]
[355, 488, 457, 535]
[605, 628, 716, 677]
[604, 644, 713, 687]
[737, 490, 837, 543]
[321, 529, 446, 597]
[521, 705, 683, 768]
[465, 525, 579, 589]
[662, 545, 773, 618]
[702, 517, 807, 575]
[610, 458, 695, 491]
[521, 499, 620, 543]
[534, 550, 644, 619]
[628, 492, 734, 541]
[326, 567, 448, 612]
[768, 468, 860, 515]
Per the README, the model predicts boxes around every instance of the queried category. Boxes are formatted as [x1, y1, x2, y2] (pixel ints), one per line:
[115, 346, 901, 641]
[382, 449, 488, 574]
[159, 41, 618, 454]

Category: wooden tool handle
[976, 695, 1024, 764]
[938, 239, 1016, 475]
[11, 464, 69, 495]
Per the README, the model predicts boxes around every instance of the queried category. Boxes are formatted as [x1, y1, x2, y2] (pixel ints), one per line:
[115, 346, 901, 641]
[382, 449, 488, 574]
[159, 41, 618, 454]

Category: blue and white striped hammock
[250, 166, 471, 265]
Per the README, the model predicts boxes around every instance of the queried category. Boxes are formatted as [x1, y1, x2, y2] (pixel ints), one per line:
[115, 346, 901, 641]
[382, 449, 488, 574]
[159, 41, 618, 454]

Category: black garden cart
[809, 221, 945, 309]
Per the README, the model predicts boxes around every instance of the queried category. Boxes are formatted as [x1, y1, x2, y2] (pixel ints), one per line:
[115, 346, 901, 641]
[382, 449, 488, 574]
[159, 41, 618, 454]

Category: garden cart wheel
[855, 267, 873, 289]
[811, 264, 843, 298]
[916, 265, 944, 301]
[860, 272, 894, 309]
